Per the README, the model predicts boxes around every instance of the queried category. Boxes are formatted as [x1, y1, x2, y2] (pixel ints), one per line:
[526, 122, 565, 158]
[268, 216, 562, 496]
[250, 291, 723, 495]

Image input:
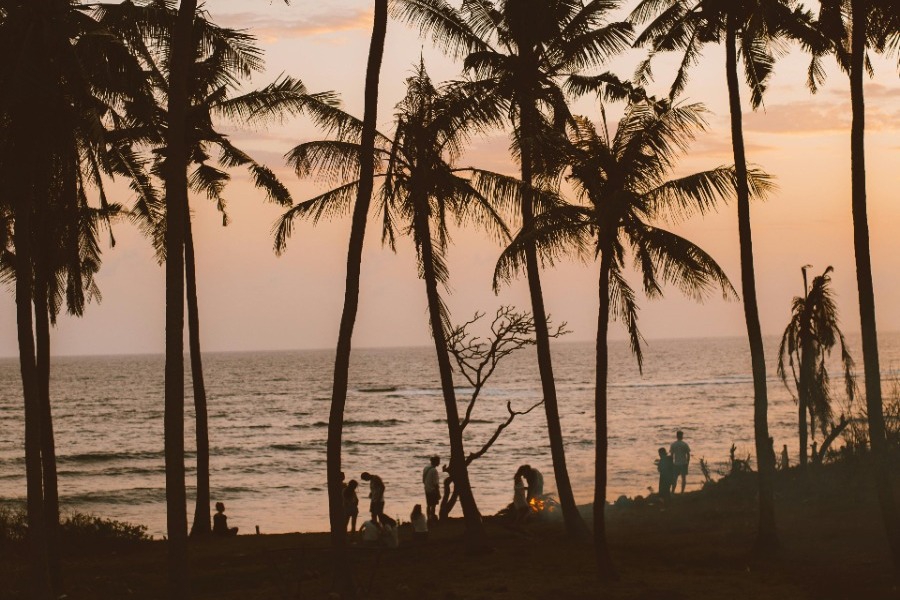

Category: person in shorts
[422, 455, 441, 524]
[670, 431, 691, 494]
[361, 471, 385, 523]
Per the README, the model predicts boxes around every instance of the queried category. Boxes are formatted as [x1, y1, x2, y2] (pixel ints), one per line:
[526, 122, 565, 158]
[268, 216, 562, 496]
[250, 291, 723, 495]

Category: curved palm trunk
[163, 1, 198, 596]
[34, 261, 61, 592]
[593, 250, 616, 578]
[725, 18, 777, 550]
[326, 1, 387, 595]
[849, 0, 900, 572]
[13, 198, 52, 600]
[415, 203, 486, 547]
[520, 103, 588, 540]
[185, 205, 211, 537]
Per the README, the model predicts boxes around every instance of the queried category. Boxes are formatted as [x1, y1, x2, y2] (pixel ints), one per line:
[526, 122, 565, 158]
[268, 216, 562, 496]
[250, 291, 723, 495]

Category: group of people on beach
[656, 430, 691, 499]
[340, 456, 443, 548]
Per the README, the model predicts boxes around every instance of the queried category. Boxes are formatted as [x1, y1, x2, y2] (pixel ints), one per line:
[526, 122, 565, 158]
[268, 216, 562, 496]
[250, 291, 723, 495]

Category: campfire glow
[529, 497, 546, 513]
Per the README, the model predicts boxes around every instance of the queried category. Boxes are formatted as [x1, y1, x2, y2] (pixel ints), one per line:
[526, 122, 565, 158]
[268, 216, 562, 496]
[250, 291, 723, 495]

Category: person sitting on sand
[380, 515, 400, 549]
[344, 479, 360, 533]
[411, 504, 428, 544]
[212, 502, 238, 537]
[670, 431, 691, 494]
[657, 448, 674, 500]
[361, 471, 386, 524]
[513, 474, 529, 521]
[423, 455, 441, 525]
[359, 518, 381, 546]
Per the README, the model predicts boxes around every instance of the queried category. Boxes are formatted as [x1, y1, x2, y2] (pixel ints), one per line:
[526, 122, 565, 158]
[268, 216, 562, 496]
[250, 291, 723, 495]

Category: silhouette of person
[513, 474, 529, 521]
[361, 471, 385, 524]
[516, 464, 544, 501]
[781, 444, 790, 471]
[670, 431, 691, 494]
[657, 448, 674, 500]
[343, 479, 360, 532]
[410, 503, 428, 544]
[380, 515, 399, 548]
[212, 502, 238, 537]
[359, 517, 381, 546]
[422, 455, 441, 524]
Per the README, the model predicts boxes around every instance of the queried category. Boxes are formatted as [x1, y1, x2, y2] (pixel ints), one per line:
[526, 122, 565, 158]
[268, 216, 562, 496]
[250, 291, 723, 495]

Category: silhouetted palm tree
[161, 0, 198, 595]
[0, 1, 146, 595]
[496, 99, 755, 575]
[392, 0, 634, 541]
[281, 0, 388, 594]
[777, 266, 855, 468]
[630, 0, 814, 550]
[99, 0, 338, 536]
[809, 0, 900, 571]
[276, 61, 520, 547]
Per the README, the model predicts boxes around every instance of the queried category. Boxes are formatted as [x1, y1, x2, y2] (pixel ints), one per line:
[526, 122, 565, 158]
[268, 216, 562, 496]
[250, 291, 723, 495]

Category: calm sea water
[1, 334, 899, 537]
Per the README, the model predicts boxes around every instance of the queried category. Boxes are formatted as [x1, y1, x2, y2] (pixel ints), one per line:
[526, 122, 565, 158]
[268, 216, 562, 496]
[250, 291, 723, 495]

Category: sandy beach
[4, 458, 897, 599]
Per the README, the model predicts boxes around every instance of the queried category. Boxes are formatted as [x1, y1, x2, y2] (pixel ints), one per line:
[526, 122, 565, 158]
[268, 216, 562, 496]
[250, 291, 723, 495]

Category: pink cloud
[215, 8, 372, 40]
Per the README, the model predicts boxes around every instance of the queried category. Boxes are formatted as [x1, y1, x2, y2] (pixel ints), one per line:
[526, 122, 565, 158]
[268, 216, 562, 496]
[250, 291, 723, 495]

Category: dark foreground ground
[3, 459, 899, 599]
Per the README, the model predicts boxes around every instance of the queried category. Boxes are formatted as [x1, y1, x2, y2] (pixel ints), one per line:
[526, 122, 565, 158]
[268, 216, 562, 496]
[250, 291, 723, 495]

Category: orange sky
[0, 0, 897, 357]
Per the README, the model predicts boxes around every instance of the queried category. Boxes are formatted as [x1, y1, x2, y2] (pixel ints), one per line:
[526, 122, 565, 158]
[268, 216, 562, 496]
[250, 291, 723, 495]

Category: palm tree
[162, 0, 198, 594]
[810, 0, 900, 570]
[777, 266, 855, 468]
[630, 0, 815, 550]
[281, 0, 388, 593]
[98, 0, 341, 540]
[392, 0, 633, 540]
[0, 2, 145, 596]
[276, 62, 518, 546]
[496, 99, 753, 575]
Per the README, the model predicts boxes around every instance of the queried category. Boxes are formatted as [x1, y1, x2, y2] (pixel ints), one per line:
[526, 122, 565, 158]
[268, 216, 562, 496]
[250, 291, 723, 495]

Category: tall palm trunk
[798, 334, 813, 468]
[34, 258, 61, 592]
[163, 1, 197, 596]
[725, 17, 777, 550]
[185, 204, 211, 537]
[519, 101, 588, 540]
[415, 201, 486, 546]
[849, 0, 900, 572]
[13, 194, 52, 600]
[593, 249, 616, 578]
[326, 0, 387, 595]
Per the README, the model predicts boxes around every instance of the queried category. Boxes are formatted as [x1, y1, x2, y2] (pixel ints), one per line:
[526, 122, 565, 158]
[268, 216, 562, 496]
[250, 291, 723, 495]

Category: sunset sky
[0, 0, 897, 357]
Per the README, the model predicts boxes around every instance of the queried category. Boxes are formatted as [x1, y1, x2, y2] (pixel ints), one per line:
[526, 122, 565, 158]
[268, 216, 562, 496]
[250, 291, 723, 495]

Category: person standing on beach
[657, 448, 674, 500]
[781, 444, 790, 470]
[670, 431, 691, 494]
[422, 455, 441, 524]
[343, 479, 360, 532]
[361, 471, 385, 523]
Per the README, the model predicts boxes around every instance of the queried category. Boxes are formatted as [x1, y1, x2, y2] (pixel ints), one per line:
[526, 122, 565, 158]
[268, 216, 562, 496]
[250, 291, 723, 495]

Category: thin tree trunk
[34, 262, 61, 592]
[13, 197, 52, 600]
[725, 18, 777, 551]
[798, 394, 808, 468]
[326, 1, 387, 595]
[798, 336, 813, 469]
[519, 101, 588, 540]
[849, 0, 900, 573]
[594, 250, 616, 578]
[185, 204, 211, 537]
[415, 202, 486, 547]
[163, 1, 197, 596]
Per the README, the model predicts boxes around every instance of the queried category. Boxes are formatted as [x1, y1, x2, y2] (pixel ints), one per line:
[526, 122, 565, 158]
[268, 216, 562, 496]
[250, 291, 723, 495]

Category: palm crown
[496, 100, 774, 365]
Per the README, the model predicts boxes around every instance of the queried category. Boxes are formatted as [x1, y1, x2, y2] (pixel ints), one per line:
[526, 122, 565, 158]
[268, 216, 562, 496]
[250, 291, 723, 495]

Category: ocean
[1, 334, 898, 537]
